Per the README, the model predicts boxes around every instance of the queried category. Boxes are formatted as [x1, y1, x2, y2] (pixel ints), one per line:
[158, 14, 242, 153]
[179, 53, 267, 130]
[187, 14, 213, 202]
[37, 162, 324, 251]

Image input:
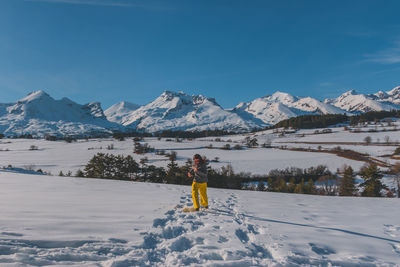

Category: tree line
[72, 152, 398, 197]
[262, 164, 391, 197]
[77, 153, 245, 189]
[273, 110, 400, 130]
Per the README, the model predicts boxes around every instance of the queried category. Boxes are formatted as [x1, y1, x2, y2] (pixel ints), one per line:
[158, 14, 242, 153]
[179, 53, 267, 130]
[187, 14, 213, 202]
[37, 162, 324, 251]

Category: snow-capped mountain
[375, 86, 400, 105]
[0, 103, 12, 117]
[293, 97, 347, 114]
[233, 92, 346, 125]
[104, 101, 140, 125]
[85, 102, 108, 119]
[119, 91, 263, 132]
[2, 86, 400, 137]
[0, 91, 122, 137]
[325, 89, 400, 113]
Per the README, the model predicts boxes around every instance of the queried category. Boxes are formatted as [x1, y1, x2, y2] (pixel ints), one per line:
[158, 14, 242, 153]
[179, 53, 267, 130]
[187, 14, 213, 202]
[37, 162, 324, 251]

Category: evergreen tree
[83, 153, 139, 180]
[256, 181, 265, 191]
[58, 171, 64, 176]
[84, 153, 108, 178]
[179, 159, 193, 185]
[133, 141, 142, 154]
[169, 151, 177, 161]
[113, 155, 126, 178]
[166, 156, 179, 184]
[360, 163, 387, 197]
[139, 157, 149, 181]
[391, 163, 400, 198]
[121, 155, 139, 180]
[75, 169, 84, 177]
[267, 177, 275, 192]
[144, 165, 166, 183]
[339, 166, 356, 196]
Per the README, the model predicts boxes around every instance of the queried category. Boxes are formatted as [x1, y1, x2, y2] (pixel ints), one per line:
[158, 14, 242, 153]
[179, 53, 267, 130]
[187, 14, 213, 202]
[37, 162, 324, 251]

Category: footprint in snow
[170, 236, 193, 252]
[248, 243, 273, 259]
[309, 243, 336, 256]
[153, 212, 176, 228]
[390, 243, 400, 255]
[160, 226, 186, 239]
[165, 209, 175, 216]
[247, 224, 259, 235]
[235, 228, 249, 243]
[383, 224, 400, 238]
[195, 237, 204, 244]
[218, 235, 228, 243]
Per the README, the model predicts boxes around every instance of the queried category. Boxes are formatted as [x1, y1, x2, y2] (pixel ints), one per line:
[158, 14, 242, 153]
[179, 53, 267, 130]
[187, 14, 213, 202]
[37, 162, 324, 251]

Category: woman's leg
[192, 182, 200, 209]
[199, 183, 208, 208]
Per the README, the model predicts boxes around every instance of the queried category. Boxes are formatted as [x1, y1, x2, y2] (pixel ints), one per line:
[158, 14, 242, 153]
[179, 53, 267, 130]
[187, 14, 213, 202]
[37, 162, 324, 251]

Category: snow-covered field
[0, 122, 399, 266]
[0, 137, 367, 176]
[0, 172, 399, 266]
[1, 120, 399, 176]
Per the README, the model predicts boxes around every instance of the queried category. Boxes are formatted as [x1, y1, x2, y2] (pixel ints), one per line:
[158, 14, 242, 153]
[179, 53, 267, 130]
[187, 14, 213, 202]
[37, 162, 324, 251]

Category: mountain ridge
[0, 90, 123, 137]
[1, 87, 400, 136]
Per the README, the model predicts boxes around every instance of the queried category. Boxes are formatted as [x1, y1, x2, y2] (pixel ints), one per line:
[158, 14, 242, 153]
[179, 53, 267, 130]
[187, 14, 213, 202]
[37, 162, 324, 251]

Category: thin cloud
[370, 66, 400, 75]
[365, 40, 400, 64]
[24, 0, 139, 8]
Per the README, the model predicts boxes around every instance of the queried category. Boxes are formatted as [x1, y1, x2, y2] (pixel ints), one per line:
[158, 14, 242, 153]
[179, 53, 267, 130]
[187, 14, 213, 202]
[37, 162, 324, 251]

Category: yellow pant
[192, 182, 208, 209]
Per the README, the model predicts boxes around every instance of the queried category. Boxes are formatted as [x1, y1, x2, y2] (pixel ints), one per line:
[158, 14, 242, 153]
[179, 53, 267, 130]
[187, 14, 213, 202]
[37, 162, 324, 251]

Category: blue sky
[1, 0, 400, 108]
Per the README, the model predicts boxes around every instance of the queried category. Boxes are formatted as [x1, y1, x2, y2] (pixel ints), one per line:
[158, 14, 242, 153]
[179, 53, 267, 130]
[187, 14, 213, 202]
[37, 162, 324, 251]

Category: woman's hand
[188, 172, 192, 178]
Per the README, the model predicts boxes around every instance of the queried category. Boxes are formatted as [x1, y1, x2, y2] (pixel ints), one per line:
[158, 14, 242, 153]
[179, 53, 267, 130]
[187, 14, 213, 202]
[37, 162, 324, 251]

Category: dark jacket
[191, 162, 208, 183]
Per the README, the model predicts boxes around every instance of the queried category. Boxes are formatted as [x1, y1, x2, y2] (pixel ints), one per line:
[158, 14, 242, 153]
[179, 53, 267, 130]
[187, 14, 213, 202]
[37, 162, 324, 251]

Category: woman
[188, 154, 208, 211]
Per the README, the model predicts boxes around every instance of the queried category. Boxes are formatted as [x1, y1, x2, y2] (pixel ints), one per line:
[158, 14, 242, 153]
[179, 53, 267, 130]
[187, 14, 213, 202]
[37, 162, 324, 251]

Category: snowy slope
[234, 100, 311, 125]
[0, 103, 12, 117]
[0, 91, 123, 137]
[104, 101, 141, 124]
[233, 92, 346, 125]
[377, 86, 400, 105]
[293, 97, 347, 114]
[325, 89, 400, 113]
[2, 87, 400, 137]
[0, 172, 399, 266]
[121, 91, 262, 132]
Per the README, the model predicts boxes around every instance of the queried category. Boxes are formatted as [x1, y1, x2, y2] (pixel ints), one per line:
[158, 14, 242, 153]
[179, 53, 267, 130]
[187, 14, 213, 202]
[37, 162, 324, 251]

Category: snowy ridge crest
[1, 86, 400, 136]
[233, 92, 347, 125]
[0, 90, 122, 137]
[116, 90, 261, 132]
[326, 87, 400, 113]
